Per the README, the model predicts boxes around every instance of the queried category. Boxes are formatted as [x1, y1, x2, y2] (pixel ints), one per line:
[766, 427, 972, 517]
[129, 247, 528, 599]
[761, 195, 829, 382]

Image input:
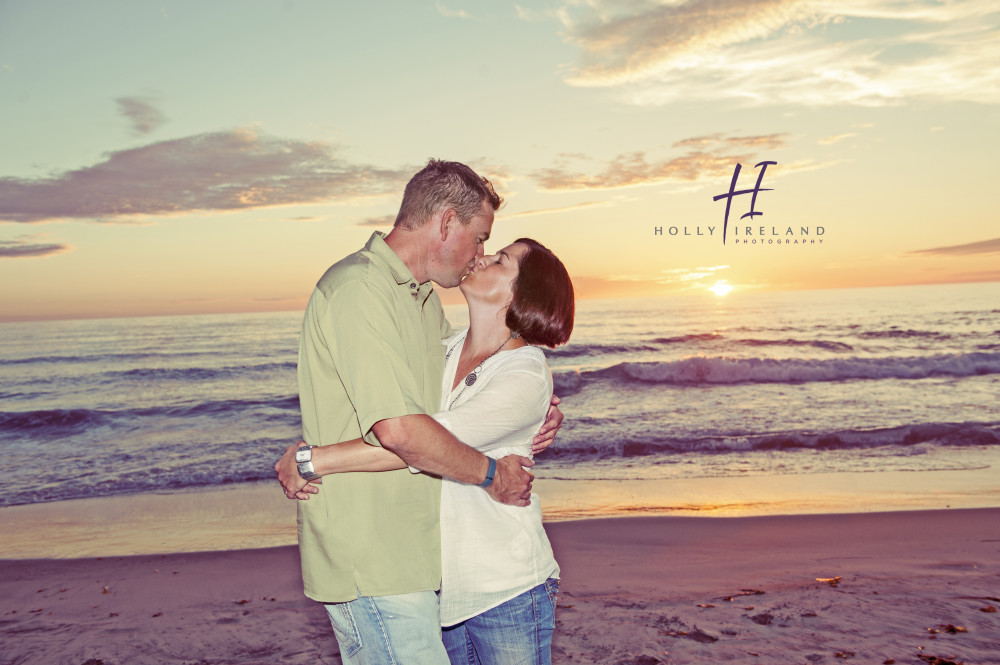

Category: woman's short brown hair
[506, 238, 574, 348]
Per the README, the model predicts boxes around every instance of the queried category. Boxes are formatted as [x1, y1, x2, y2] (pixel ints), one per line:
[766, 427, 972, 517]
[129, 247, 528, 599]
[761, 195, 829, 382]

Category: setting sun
[709, 281, 733, 296]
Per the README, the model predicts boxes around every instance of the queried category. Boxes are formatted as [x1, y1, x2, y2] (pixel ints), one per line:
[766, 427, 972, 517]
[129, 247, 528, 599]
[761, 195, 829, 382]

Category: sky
[1, 0, 998, 321]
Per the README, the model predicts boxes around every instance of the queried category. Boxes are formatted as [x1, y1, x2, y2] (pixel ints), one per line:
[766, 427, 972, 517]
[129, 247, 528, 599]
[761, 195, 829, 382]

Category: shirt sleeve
[432, 354, 552, 454]
[319, 279, 426, 446]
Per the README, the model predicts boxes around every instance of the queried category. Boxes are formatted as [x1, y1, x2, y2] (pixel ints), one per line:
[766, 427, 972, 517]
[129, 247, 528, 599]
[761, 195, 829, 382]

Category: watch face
[295, 447, 311, 463]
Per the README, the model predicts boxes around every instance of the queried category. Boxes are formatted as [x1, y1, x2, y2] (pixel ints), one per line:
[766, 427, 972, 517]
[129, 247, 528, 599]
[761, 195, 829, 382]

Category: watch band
[295, 445, 320, 481]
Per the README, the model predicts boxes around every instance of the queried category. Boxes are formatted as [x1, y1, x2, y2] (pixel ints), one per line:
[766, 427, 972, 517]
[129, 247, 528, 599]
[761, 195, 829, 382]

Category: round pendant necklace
[447, 331, 520, 406]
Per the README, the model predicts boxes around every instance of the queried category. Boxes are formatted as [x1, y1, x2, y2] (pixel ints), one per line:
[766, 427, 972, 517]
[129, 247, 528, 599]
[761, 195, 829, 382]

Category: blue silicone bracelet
[477, 457, 497, 488]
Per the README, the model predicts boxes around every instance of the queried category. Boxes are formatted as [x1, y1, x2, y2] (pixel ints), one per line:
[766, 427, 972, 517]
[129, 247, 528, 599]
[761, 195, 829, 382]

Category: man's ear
[437, 208, 458, 242]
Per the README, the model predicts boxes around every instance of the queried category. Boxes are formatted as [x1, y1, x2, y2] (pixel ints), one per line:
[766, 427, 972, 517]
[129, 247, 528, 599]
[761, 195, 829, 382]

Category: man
[276, 159, 563, 664]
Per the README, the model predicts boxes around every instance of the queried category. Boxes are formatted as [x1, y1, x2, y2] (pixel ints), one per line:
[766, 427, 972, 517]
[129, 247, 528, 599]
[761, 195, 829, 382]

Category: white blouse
[433, 329, 560, 627]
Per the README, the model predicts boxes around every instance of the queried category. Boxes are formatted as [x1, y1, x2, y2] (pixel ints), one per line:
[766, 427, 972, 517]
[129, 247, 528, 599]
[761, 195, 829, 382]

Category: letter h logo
[713, 161, 776, 245]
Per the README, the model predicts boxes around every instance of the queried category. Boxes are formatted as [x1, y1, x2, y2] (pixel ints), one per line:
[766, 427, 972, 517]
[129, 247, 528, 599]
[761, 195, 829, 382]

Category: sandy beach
[2, 508, 998, 665]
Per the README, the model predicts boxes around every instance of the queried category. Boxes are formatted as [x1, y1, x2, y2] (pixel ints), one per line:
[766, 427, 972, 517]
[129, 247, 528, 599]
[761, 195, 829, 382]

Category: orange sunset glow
[1, 2, 997, 320]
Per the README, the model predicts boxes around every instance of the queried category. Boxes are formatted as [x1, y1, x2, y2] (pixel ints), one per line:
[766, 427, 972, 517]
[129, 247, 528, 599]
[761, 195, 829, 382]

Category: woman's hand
[531, 394, 564, 454]
[275, 441, 322, 500]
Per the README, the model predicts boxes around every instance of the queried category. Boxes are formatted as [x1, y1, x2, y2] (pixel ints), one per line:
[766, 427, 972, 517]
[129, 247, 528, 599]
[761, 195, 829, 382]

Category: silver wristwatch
[295, 445, 320, 481]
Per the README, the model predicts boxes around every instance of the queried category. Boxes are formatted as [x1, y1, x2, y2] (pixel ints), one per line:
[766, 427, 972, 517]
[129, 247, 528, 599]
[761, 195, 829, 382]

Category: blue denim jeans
[441, 578, 559, 665]
[324, 590, 450, 665]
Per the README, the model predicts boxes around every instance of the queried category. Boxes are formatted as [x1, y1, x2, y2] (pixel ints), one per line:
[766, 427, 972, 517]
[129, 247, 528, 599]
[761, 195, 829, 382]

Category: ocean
[1, 281, 998, 511]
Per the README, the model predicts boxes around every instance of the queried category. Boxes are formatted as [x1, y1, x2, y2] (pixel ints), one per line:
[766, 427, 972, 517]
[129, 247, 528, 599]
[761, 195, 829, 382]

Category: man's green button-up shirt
[297, 232, 450, 602]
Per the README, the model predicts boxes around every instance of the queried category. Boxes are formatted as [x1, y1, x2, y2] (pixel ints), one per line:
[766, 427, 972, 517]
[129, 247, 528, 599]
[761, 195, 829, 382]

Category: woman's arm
[276, 438, 407, 499]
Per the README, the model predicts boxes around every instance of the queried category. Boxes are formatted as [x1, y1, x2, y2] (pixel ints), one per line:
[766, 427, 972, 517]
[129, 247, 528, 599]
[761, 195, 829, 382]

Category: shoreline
[2, 509, 998, 664]
[2, 461, 1000, 560]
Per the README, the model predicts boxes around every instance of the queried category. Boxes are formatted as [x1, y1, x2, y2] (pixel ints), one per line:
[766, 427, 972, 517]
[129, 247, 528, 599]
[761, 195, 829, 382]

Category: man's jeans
[325, 590, 450, 665]
[441, 578, 559, 665]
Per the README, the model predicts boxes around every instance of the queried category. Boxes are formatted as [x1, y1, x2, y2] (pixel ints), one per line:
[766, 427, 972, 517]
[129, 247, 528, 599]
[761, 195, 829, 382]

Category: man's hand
[485, 454, 535, 507]
[531, 394, 564, 455]
[275, 441, 322, 500]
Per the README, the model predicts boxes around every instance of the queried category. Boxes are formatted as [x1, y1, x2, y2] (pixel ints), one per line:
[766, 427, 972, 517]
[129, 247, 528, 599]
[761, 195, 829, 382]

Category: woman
[283, 238, 574, 665]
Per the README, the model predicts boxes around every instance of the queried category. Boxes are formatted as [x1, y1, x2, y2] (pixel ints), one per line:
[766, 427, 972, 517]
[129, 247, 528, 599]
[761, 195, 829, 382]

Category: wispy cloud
[435, 2, 473, 19]
[0, 128, 412, 224]
[514, 4, 553, 22]
[358, 214, 395, 228]
[553, 0, 1000, 107]
[819, 133, 857, 145]
[504, 201, 610, 219]
[909, 237, 1000, 256]
[465, 160, 513, 196]
[115, 96, 167, 135]
[570, 265, 737, 298]
[171, 297, 223, 305]
[655, 265, 729, 285]
[0, 236, 72, 258]
[532, 133, 788, 191]
[674, 134, 787, 150]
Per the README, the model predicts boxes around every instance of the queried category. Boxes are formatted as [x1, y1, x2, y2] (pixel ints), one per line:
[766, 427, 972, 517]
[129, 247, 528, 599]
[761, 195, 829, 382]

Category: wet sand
[2, 509, 998, 664]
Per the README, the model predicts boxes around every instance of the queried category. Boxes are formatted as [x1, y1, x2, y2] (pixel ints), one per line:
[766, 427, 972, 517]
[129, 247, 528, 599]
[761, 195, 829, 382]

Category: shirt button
[410, 283, 417, 289]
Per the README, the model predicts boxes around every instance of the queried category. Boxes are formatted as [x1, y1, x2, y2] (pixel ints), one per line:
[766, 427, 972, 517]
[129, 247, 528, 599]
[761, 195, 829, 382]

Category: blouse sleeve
[432, 353, 552, 454]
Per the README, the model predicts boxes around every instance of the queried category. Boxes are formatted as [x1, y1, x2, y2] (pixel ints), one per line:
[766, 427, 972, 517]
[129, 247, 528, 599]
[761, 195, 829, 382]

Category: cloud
[504, 201, 610, 219]
[562, 0, 813, 86]
[0, 237, 72, 258]
[909, 237, 1000, 256]
[569, 266, 743, 299]
[600, 265, 729, 284]
[357, 200, 606, 228]
[819, 133, 857, 145]
[655, 265, 729, 285]
[435, 2, 472, 19]
[945, 270, 1000, 283]
[464, 160, 514, 195]
[358, 214, 395, 228]
[674, 133, 787, 150]
[0, 128, 412, 224]
[553, 0, 1000, 106]
[532, 133, 788, 190]
[171, 297, 223, 305]
[115, 96, 167, 135]
[514, 4, 554, 22]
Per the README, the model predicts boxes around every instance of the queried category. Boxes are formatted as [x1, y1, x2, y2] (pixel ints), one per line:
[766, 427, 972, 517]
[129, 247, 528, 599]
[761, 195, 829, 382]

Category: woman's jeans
[441, 578, 559, 665]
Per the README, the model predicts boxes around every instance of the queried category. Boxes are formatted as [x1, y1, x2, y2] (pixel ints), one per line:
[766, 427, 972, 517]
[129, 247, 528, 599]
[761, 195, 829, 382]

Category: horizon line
[1, 277, 998, 325]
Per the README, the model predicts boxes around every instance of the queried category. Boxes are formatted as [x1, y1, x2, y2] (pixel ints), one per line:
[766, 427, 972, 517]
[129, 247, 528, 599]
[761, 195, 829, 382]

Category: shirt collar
[365, 232, 414, 285]
[365, 231, 434, 302]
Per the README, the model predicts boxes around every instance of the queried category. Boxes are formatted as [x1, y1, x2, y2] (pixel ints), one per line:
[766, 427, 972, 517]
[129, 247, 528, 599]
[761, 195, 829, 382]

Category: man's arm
[373, 415, 534, 507]
[276, 437, 406, 500]
[276, 419, 533, 506]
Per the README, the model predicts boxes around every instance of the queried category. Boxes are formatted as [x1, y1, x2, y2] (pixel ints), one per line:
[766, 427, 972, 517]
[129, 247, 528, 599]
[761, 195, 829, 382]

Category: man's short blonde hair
[394, 159, 502, 230]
